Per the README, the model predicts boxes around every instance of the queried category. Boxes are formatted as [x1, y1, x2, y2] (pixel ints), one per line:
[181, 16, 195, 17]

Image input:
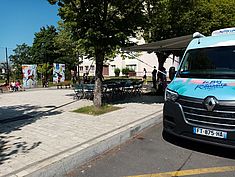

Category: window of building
[85, 66, 89, 71]
[111, 65, 116, 70]
[79, 66, 83, 71]
[90, 65, 95, 71]
[126, 64, 136, 71]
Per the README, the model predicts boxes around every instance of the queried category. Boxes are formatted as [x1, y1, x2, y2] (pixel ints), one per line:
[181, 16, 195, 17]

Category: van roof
[187, 33, 235, 50]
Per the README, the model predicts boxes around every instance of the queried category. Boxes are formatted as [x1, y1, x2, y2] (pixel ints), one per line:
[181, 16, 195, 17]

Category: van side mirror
[169, 67, 176, 81]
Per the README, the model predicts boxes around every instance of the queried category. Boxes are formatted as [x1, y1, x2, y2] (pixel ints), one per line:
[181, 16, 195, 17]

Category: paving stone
[0, 88, 163, 176]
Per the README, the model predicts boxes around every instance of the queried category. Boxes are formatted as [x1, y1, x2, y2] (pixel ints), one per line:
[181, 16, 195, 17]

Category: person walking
[152, 66, 157, 89]
[142, 68, 147, 81]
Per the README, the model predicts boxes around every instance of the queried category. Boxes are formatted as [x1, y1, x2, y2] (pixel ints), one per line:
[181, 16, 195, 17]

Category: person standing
[142, 68, 147, 81]
[162, 67, 167, 90]
[152, 66, 157, 89]
[157, 66, 167, 95]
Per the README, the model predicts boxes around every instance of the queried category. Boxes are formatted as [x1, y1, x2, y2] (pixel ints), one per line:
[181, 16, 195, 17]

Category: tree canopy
[9, 43, 32, 80]
[144, 0, 235, 42]
[143, 0, 235, 71]
[48, 0, 146, 107]
[31, 25, 59, 65]
[8, 0, 235, 99]
[54, 21, 82, 80]
[9, 43, 32, 65]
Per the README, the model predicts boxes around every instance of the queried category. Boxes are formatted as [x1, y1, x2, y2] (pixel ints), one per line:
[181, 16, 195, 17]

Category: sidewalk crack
[174, 151, 193, 177]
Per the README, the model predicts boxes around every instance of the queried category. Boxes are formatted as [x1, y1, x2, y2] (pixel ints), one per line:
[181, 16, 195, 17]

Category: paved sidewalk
[0, 88, 163, 177]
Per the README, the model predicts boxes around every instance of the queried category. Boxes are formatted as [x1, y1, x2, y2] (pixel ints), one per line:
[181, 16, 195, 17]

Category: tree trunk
[77, 54, 81, 84]
[156, 52, 167, 71]
[93, 49, 104, 108]
[155, 52, 169, 95]
[155, 52, 169, 80]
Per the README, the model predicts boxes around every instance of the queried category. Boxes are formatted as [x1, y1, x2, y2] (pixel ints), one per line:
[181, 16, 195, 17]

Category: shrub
[114, 68, 120, 77]
[122, 67, 130, 76]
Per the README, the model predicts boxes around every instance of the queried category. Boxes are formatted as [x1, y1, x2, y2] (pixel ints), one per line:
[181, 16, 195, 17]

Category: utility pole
[5, 47, 9, 84]
[77, 53, 81, 84]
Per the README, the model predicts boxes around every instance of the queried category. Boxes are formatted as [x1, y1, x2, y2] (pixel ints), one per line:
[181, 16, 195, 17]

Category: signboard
[53, 63, 65, 83]
[22, 64, 37, 88]
[212, 27, 235, 36]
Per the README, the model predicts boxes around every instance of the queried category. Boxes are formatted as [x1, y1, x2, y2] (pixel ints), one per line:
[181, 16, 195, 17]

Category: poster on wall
[22, 64, 37, 88]
[53, 63, 65, 83]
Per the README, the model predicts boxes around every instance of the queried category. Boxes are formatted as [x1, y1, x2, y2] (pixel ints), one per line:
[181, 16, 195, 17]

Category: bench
[74, 83, 95, 100]
[0, 85, 9, 93]
[57, 82, 71, 89]
[74, 84, 84, 99]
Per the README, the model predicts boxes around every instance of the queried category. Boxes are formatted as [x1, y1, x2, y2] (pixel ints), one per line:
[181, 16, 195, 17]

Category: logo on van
[203, 96, 218, 112]
[195, 80, 227, 90]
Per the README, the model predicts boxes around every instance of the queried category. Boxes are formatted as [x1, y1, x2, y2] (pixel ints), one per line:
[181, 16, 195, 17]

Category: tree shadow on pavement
[107, 94, 164, 105]
[0, 136, 42, 165]
[65, 93, 78, 100]
[0, 104, 62, 133]
[66, 86, 165, 104]
[0, 104, 62, 165]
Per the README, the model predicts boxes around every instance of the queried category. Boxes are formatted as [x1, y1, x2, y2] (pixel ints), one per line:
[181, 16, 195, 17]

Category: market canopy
[123, 34, 193, 54]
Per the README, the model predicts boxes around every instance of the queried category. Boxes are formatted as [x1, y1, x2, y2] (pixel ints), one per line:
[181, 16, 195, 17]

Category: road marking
[126, 166, 235, 177]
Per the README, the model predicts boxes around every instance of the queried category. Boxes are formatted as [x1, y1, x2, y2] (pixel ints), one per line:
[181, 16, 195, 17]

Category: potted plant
[122, 67, 130, 77]
[114, 68, 120, 77]
[128, 68, 136, 77]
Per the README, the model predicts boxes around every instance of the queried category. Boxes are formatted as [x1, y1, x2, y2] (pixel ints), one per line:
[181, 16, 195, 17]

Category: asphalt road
[67, 120, 235, 177]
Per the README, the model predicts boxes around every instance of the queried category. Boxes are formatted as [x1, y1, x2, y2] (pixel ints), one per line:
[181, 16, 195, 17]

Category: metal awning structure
[123, 34, 193, 53]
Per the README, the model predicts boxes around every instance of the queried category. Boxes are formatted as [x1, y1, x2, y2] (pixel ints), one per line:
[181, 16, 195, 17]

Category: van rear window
[178, 46, 235, 79]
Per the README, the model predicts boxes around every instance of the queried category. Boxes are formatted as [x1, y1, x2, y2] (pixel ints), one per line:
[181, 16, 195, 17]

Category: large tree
[144, 0, 195, 73]
[31, 25, 59, 65]
[31, 25, 59, 81]
[9, 43, 32, 80]
[144, 0, 235, 75]
[54, 21, 84, 82]
[180, 0, 235, 35]
[48, 0, 146, 107]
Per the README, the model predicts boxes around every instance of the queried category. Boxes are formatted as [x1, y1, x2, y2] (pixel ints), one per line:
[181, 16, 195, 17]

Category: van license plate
[193, 127, 227, 139]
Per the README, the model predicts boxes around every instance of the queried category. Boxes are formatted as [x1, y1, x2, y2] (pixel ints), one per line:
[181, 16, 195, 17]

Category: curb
[10, 110, 163, 177]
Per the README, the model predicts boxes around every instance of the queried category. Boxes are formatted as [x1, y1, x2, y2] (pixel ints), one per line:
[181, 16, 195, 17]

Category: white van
[163, 27, 235, 147]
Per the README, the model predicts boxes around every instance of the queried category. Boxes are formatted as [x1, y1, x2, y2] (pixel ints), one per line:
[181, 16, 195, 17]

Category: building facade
[78, 52, 179, 78]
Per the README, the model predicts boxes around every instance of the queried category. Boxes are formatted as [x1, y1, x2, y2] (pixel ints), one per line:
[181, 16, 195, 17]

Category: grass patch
[73, 104, 122, 116]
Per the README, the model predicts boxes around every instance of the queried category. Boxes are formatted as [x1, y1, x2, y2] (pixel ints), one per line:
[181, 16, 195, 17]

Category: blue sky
[0, 0, 60, 61]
